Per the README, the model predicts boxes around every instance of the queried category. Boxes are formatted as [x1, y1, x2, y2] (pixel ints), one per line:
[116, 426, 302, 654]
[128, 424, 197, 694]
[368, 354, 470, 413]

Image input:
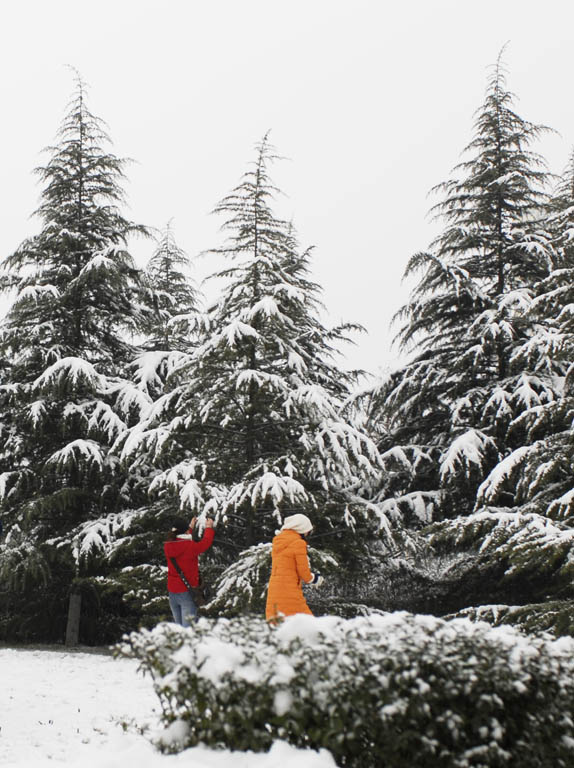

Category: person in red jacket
[164, 516, 215, 626]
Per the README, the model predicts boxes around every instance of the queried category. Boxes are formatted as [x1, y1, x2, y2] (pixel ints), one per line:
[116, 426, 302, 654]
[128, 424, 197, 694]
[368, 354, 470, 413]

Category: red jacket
[164, 529, 215, 592]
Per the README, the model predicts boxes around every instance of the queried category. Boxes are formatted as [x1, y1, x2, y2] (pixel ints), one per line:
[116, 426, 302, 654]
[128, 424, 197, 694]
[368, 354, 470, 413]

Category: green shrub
[117, 612, 574, 767]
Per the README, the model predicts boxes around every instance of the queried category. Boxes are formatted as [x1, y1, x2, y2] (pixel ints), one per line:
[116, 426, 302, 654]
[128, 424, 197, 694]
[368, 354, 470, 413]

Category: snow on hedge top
[121, 611, 574, 692]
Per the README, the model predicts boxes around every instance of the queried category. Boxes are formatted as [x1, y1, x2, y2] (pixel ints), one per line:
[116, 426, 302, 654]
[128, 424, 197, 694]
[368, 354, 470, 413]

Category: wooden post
[65, 589, 82, 646]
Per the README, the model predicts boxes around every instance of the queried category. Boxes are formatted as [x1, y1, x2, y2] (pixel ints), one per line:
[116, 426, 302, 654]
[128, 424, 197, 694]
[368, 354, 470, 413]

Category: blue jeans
[168, 591, 197, 626]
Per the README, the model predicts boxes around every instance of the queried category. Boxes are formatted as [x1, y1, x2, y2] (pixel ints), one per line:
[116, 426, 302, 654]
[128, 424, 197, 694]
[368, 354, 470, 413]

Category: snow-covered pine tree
[116, 223, 203, 516]
[129, 222, 201, 406]
[367, 52, 556, 523]
[478, 148, 574, 520]
[356, 56, 574, 632]
[142, 222, 199, 354]
[0, 73, 152, 642]
[121, 134, 383, 610]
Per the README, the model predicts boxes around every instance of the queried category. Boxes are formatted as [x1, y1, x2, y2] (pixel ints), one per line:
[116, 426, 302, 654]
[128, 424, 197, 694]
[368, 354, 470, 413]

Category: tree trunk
[65, 590, 82, 646]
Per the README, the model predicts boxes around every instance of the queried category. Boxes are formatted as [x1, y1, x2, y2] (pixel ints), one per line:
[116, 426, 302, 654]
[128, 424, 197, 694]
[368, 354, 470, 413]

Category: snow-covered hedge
[118, 613, 574, 767]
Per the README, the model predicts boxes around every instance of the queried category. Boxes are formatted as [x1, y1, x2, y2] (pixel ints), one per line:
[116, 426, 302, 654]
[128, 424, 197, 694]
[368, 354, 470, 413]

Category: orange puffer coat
[266, 528, 313, 621]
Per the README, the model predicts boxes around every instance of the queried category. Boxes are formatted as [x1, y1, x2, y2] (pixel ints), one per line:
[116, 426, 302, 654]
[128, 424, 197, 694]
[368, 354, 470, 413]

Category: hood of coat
[273, 528, 306, 555]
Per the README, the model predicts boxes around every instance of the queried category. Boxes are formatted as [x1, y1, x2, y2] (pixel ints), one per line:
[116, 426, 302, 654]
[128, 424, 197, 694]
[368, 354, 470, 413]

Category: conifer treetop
[0, 70, 149, 371]
[143, 220, 200, 354]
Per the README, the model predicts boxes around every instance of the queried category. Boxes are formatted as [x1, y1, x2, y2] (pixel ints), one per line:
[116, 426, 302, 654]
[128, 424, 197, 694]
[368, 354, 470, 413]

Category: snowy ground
[0, 646, 335, 768]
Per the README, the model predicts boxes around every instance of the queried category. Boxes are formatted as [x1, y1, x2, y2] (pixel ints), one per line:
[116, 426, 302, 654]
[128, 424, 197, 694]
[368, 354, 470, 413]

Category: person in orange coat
[265, 513, 324, 622]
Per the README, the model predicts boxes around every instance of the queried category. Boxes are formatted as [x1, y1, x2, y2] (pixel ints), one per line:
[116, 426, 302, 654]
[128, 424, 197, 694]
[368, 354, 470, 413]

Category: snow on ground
[0, 646, 335, 768]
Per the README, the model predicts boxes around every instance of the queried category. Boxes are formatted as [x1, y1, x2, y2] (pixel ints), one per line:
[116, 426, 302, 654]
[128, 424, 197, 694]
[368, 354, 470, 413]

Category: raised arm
[191, 520, 215, 553]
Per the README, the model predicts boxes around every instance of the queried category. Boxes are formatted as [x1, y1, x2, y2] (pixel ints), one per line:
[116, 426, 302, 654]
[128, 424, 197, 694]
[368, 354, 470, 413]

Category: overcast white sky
[2, 0, 574, 375]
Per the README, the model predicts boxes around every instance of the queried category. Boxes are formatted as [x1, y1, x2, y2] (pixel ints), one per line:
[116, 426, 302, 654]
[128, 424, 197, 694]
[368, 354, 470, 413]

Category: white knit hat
[281, 513, 313, 535]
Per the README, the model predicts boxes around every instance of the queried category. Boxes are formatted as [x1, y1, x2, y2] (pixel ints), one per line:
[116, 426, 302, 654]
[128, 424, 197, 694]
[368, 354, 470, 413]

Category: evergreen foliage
[3, 52, 574, 645]
[367, 53, 556, 523]
[427, 509, 574, 603]
[353, 52, 574, 635]
[483, 150, 574, 521]
[0, 73, 152, 642]
[447, 600, 574, 637]
[121, 134, 383, 568]
[142, 222, 200, 354]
